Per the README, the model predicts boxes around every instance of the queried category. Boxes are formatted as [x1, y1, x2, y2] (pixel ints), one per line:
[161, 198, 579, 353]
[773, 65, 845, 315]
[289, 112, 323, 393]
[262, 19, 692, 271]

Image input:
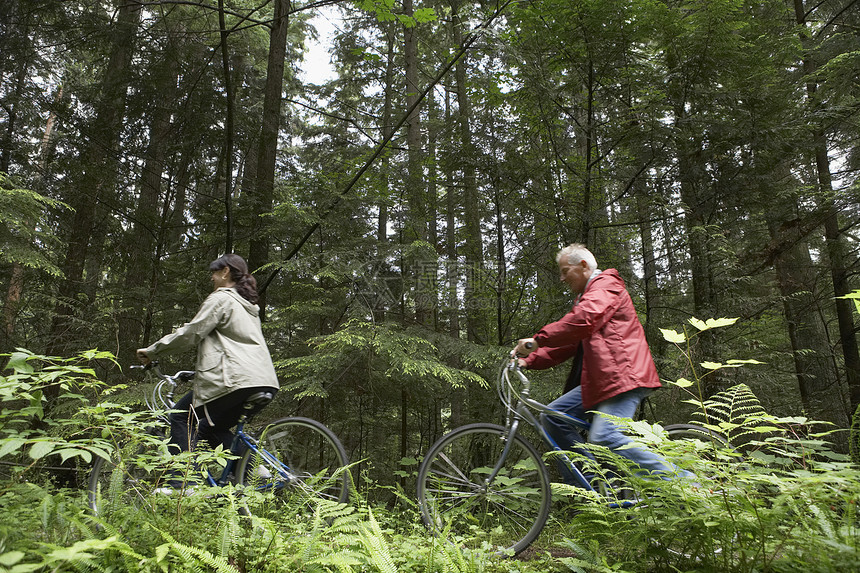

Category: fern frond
[691, 383, 770, 444]
[218, 506, 240, 560]
[308, 551, 363, 572]
[358, 508, 397, 573]
[156, 527, 238, 573]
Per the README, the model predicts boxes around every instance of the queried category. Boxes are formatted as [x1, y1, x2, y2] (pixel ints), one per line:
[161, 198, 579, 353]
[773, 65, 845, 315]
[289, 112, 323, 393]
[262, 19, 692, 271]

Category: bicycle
[416, 352, 728, 556]
[88, 363, 350, 515]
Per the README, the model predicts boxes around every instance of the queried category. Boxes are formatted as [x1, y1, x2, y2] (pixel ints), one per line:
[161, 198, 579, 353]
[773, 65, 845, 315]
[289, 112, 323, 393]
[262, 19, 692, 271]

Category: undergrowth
[2, 320, 860, 572]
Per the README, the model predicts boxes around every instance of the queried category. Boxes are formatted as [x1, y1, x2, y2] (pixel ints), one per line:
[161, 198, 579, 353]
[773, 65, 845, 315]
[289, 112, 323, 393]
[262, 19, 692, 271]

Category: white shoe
[254, 465, 273, 479]
[154, 486, 198, 496]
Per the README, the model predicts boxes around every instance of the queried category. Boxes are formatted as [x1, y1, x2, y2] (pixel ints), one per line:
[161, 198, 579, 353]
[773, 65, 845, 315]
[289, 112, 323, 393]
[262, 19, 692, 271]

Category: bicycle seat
[242, 391, 274, 410]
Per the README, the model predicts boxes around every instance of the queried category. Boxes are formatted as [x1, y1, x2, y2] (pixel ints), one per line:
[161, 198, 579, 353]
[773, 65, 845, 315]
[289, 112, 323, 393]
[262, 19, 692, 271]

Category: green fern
[690, 383, 770, 445]
[155, 527, 238, 573]
[217, 493, 241, 561]
[358, 508, 398, 573]
[307, 551, 364, 572]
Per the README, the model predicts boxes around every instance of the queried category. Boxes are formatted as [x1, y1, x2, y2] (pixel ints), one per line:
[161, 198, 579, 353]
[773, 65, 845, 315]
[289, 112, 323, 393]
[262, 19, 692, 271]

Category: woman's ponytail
[209, 254, 259, 304]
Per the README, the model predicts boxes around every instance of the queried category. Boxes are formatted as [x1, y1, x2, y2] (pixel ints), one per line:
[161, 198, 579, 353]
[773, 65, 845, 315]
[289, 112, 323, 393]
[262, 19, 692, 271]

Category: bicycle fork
[483, 419, 523, 489]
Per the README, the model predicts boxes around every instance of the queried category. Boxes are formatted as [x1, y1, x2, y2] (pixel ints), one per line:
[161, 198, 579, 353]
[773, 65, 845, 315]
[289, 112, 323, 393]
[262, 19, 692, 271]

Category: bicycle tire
[417, 423, 552, 556]
[87, 439, 169, 515]
[664, 423, 730, 455]
[235, 417, 350, 507]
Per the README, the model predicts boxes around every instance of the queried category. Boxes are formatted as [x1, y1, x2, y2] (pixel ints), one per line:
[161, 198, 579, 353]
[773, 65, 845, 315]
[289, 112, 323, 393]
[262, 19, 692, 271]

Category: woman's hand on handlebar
[136, 348, 152, 365]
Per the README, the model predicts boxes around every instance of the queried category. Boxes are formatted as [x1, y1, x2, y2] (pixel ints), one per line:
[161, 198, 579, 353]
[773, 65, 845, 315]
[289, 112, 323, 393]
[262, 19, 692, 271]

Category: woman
[137, 254, 279, 454]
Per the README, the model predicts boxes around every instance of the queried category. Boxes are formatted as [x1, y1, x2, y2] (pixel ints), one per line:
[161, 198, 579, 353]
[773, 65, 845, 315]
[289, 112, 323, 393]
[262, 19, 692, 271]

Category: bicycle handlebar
[130, 362, 195, 412]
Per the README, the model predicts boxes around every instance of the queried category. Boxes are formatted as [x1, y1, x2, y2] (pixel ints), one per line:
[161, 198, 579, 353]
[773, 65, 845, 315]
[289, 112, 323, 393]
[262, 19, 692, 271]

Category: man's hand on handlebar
[514, 338, 536, 356]
[511, 338, 537, 368]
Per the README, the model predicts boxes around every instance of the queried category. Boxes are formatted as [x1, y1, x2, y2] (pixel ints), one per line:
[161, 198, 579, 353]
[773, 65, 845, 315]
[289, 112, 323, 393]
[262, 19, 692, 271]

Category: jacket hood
[219, 287, 260, 317]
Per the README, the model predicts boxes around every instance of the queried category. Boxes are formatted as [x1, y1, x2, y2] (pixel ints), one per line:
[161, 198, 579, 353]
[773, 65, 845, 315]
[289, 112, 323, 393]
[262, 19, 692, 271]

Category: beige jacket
[144, 288, 279, 407]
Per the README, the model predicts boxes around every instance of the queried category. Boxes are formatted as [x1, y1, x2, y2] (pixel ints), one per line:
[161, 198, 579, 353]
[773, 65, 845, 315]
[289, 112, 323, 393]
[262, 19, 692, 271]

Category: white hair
[556, 243, 597, 270]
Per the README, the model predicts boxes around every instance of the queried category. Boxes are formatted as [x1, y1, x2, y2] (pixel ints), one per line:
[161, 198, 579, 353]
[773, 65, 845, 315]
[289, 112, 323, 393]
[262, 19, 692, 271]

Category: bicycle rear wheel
[235, 417, 349, 507]
[664, 423, 729, 448]
[417, 423, 552, 556]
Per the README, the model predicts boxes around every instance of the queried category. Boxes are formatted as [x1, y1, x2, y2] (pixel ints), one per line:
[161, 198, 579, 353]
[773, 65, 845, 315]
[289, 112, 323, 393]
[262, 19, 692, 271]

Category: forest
[1, 0, 859, 571]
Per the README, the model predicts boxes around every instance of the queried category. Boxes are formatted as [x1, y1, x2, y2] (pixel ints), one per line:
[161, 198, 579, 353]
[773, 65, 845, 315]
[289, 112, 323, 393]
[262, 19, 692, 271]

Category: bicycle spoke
[417, 424, 551, 556]
[237, 417, 350, 511]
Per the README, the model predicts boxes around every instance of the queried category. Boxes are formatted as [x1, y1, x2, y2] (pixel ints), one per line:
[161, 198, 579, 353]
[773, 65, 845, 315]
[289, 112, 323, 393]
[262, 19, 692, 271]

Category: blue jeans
[540, 386, 692, 486]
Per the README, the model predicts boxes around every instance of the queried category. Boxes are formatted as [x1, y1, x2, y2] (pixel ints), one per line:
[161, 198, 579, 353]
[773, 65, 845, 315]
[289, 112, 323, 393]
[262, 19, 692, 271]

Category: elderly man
[515, 243, 690, 484]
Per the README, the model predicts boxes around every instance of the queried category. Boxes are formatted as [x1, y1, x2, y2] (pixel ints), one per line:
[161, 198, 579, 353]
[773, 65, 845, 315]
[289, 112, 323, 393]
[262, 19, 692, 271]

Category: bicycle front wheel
[417, 423, 552, 556]
[87, 439, 169, 515]
[236, 417, 350, 508]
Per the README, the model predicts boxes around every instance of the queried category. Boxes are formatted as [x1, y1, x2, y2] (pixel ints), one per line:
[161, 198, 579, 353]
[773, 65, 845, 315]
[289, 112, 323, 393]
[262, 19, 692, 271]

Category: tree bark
[403, 0, 426, 245]
[248, 0, 291, 320]
[118, 56, 178, 365]
[452, 0, 483, 343]
[793, 0, 860, 422]
[218, 0, 235, 254]
[47, 0, 141, 355]
[764, 161, 848, 430]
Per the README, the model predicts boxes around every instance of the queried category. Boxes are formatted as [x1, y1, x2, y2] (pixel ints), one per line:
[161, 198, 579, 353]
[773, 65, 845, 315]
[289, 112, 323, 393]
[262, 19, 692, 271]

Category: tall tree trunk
[378, 22, 396, 253]
[118, 57, 178, 365]
[3, 74, 60, 350]
[755, 152, 847, 432]
[793, 0, 860, 422]
[248, 0, 291, 320]
[218, 0, 235, 254]
[443, 88, 464, 430]
[579, 58, 595, 245]
[635, 181, 664, 356]
[452, 0, 483, 343]
[403, 0, 426, 246]
[403, 0, 429, 331]
[47, 0, 141, 356]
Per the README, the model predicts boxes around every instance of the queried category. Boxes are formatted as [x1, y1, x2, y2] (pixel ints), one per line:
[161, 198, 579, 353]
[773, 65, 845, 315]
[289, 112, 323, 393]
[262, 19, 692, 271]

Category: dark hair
[209, 254, 259, 304]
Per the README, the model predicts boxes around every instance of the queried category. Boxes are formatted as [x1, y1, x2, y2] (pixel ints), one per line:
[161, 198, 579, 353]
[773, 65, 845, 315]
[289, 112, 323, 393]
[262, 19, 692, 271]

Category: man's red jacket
[523, 268, 661, 409]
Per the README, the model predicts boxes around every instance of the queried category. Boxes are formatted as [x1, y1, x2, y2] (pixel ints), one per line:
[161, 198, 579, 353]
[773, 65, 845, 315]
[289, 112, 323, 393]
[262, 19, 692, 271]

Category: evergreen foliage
[0, 174, 67, 276]
[0, 0, 859, 569]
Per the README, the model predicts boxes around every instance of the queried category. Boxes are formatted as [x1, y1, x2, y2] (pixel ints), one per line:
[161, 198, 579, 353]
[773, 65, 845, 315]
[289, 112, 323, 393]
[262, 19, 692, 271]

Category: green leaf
[660, 328, 686, 343]
[0, 437, 27, 458]
[688, 317, 739, 331]
[5, 351, 34, 374]
[670, 378, 695, 388]
[56, 448, 90, 464]
[29, 440, 56, 460]
[0, 551, 25, 566]
[701, 361, 724, 370]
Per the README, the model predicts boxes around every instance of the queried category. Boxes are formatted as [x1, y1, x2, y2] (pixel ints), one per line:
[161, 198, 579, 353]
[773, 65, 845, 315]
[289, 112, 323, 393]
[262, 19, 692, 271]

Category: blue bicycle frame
[497, 359, 636, 507]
